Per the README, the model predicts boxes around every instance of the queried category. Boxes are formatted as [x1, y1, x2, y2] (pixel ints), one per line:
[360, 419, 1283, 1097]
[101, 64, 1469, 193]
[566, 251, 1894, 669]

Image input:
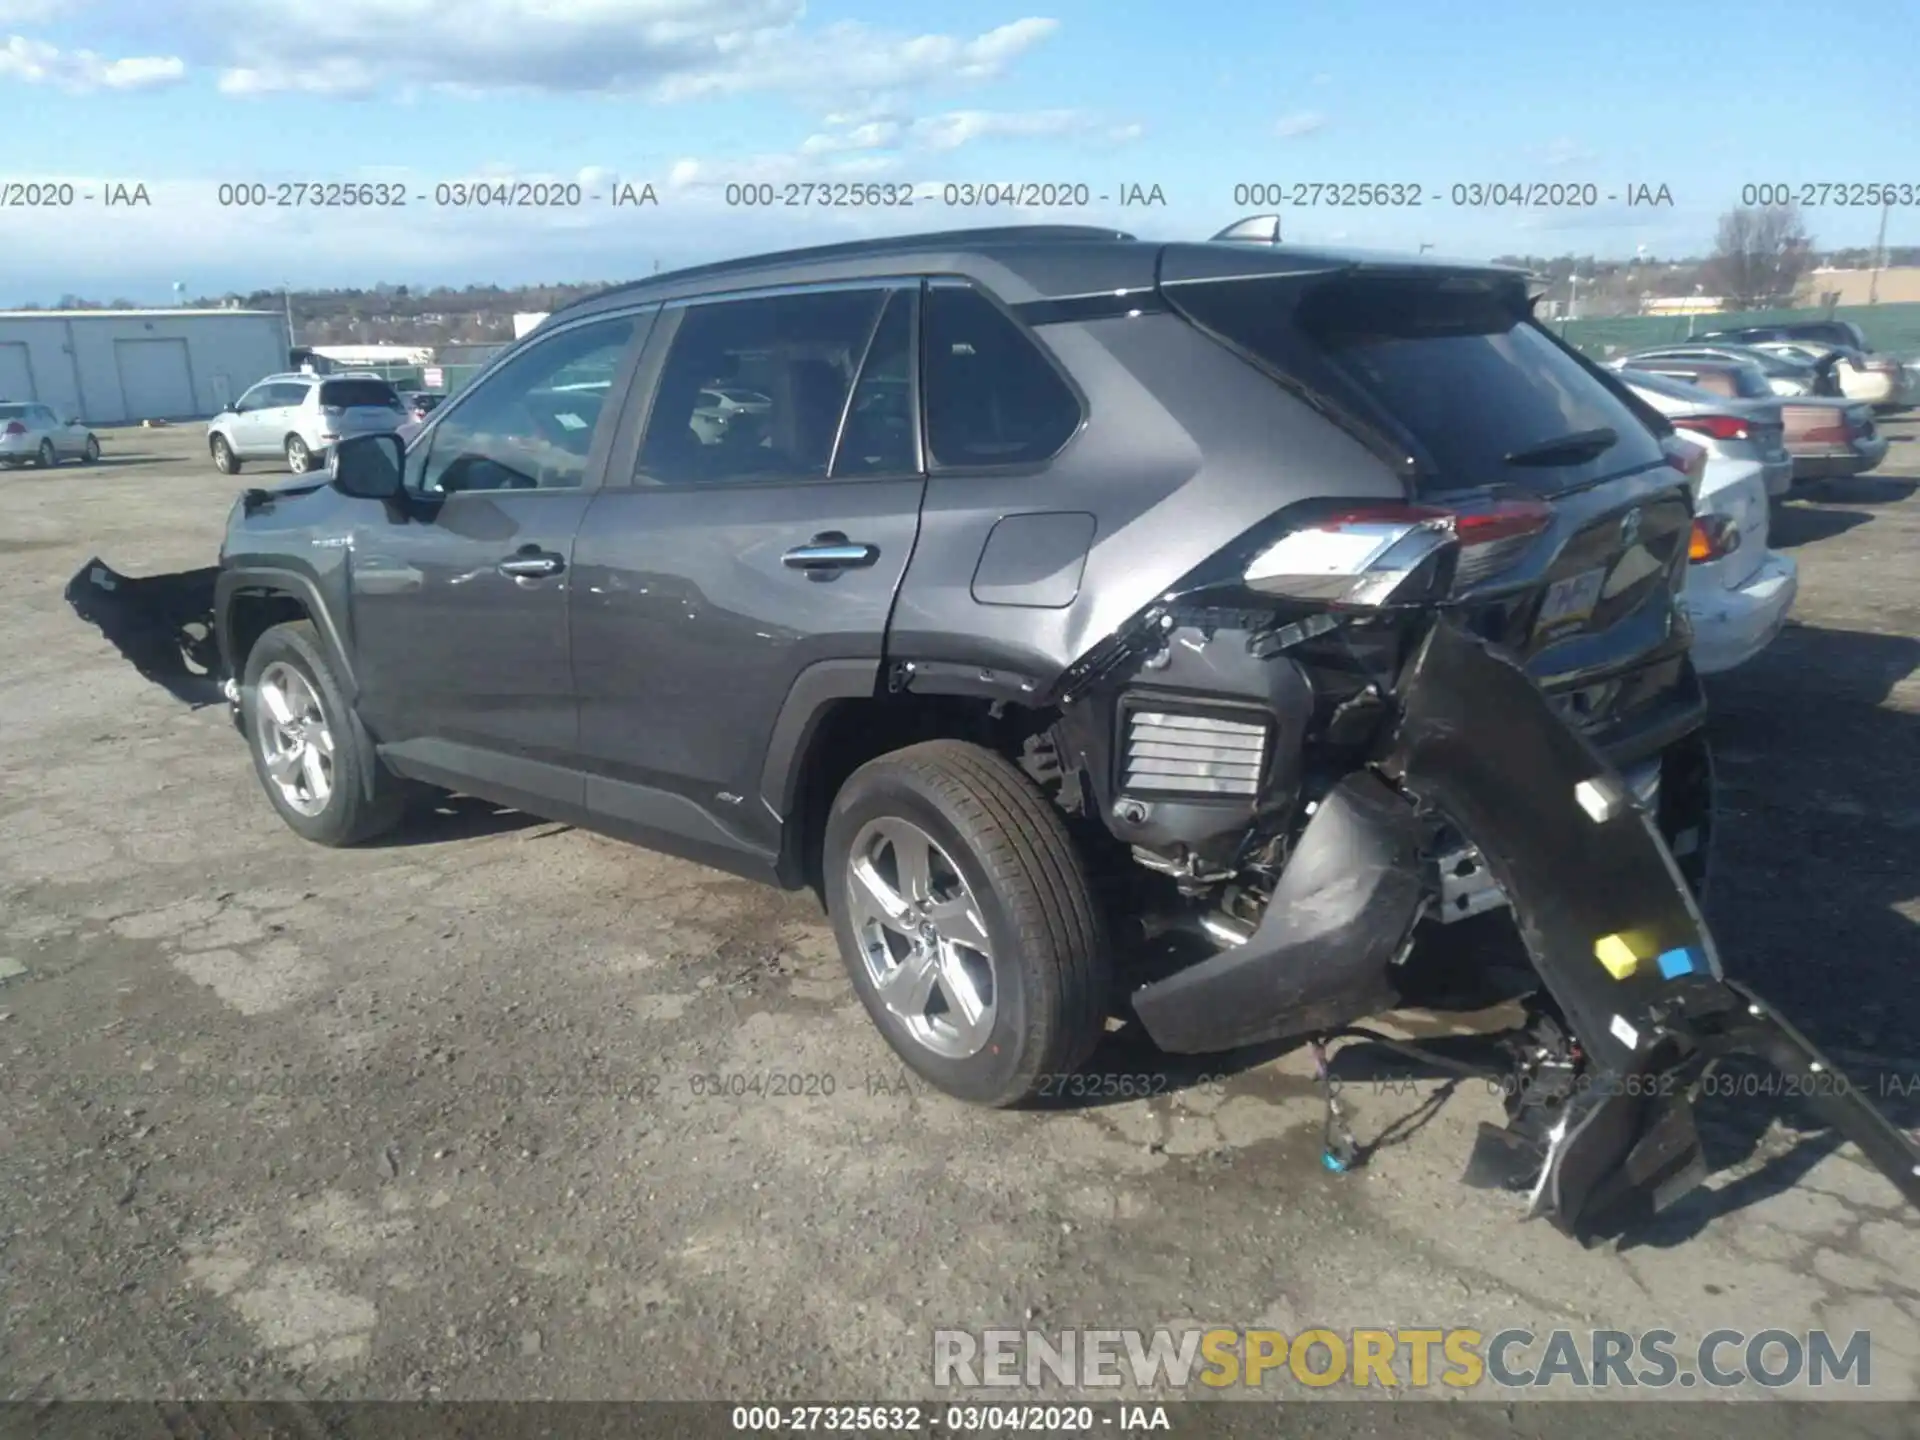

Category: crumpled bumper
[1130, 612, 1920, 1234]
[64, 557, 224, 705]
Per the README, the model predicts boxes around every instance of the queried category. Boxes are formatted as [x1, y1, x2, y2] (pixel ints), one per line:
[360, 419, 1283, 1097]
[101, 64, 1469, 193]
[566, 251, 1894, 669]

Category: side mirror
[330, 432, 405, 500]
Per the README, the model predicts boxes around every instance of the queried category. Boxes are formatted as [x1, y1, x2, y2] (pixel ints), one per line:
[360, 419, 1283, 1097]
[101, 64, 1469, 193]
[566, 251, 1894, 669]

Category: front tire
[211, 435, 240, 474]
[823, 740, 1107, 1107]
[242, 621, 406, 847]
[285, 435, 313, 474]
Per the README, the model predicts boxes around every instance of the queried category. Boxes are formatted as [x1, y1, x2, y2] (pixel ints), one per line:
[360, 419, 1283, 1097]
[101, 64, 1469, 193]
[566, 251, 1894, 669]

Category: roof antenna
[1211, 214, 1282, 246]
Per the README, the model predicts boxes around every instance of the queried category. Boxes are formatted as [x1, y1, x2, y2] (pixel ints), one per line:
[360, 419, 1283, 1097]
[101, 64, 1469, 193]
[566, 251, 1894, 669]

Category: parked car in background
[689, 385, 773, 444]
[0, 401, 100, 467]
[1624, 344, 1829, 396]
[1613, 357, 1886, 482]
[207, 374, 408, 475]
[399, 391, 446, 424]
[1617, 367, 1794, 498]
[1614, 372, 1795, 672]
[1744, 341, 1915, 410]
[1701, 321, 1872, 353]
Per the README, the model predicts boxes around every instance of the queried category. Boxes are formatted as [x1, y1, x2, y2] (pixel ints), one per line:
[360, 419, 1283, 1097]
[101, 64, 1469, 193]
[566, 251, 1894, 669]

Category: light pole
[1869, 198, 1891, 305]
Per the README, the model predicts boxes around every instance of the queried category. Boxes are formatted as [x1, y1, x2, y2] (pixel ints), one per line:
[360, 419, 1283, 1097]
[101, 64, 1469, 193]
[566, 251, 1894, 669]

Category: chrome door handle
[498, 553, 565, 578]
[782, 542, 878, 570]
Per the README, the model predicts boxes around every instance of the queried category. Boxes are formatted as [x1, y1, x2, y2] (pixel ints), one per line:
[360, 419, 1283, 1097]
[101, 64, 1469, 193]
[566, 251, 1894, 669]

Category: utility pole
[1868, 198, 1890, 305]
[283, 283, 297, 359]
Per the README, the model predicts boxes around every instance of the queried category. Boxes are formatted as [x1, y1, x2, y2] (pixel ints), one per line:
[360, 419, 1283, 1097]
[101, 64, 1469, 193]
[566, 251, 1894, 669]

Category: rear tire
[823, 740, 1107, 1107]
[35, 440, 55, 468]
[81, 435, 100, 464]
[211, 435, 240, 474]
[242, 621, 406, 847]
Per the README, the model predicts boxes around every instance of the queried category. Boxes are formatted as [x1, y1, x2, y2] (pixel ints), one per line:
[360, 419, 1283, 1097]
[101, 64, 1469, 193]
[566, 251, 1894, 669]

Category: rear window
[1621, 369, 1715, 404]
[1177, 273, 1663, 495]
[319, 379, 401, 409]
[1725, 366, 1775, 399]
[0, 404, 27, 417]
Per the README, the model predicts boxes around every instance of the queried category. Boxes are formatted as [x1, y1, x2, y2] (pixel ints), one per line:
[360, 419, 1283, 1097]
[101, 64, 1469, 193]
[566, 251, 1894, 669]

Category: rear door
[570, 283, 924, 864]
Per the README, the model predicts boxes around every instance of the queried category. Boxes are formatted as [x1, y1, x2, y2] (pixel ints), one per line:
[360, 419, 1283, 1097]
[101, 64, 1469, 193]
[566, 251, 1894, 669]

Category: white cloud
[0, 0, 71, 20]
[186, 0, 1059, 103]
[1540, 136, 1597, 167]
[1274, 110, 1327, 138]
[910, 108, 1092, 151]
[0, 34, 184, 89]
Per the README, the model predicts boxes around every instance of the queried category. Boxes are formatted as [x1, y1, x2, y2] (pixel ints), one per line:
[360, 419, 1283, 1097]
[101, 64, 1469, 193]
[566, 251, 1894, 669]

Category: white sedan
[0, 401, 101, 467]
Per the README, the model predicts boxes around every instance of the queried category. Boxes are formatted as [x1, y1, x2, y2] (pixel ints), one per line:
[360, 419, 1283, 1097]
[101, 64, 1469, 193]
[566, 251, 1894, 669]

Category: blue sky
[1, 0, 1915, 303]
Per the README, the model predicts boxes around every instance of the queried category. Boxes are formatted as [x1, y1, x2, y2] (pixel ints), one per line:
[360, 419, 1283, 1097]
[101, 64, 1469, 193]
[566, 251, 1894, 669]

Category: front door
[349, 311, 650, 806]
[571, 285, 925, 860]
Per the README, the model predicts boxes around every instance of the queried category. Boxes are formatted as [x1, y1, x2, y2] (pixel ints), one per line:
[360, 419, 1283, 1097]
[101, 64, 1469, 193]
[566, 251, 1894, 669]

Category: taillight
[2, 420, 24, 436]
[1244, 498, 1553, 605]
[1688, 515, 1741, 564]
[1671, 414, 1750, 442]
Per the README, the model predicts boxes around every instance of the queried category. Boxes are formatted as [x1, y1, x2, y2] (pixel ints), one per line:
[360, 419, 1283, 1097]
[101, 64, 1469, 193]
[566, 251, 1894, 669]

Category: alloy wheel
[253, 662, 335, 817]
[286, 437, 310, 473]
[845, 817, 998, 1059]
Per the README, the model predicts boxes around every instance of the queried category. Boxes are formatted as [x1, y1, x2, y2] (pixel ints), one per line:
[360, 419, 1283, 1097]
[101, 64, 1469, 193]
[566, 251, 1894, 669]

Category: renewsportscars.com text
[933, 1327, 1873, 1391]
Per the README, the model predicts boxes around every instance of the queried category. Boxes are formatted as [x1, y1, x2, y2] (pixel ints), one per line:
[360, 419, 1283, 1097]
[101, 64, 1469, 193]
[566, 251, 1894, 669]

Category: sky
[1, 0, 1916, 303]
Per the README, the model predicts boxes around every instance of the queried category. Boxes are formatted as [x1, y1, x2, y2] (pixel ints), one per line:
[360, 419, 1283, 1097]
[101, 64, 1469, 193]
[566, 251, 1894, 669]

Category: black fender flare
[217, 566, 383, 806]
[215, 566, 357, 698]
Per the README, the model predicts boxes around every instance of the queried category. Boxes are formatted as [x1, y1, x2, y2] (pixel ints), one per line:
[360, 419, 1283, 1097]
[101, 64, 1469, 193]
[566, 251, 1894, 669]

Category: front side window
[421, 315, 635, 494]
[922, 284, 1081, 469]
[637, 288, 886, 487]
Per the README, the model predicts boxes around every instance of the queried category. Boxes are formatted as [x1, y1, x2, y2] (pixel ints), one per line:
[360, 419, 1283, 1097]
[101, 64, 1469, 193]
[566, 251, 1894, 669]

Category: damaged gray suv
[199, 223, 1920, 1241]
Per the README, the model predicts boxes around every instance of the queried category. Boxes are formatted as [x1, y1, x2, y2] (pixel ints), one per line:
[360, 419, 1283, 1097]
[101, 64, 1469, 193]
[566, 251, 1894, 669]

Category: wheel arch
[216, 567, 358, 699]
[763, 657, 1071, 893]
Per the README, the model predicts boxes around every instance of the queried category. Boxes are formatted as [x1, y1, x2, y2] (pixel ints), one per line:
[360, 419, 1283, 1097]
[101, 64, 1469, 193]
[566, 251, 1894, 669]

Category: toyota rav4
[178, 225, 1920, 1237]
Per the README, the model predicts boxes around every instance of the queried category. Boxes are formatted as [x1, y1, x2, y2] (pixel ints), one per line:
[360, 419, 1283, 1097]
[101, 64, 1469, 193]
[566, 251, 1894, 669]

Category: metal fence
[1560, 301, 1920, 361]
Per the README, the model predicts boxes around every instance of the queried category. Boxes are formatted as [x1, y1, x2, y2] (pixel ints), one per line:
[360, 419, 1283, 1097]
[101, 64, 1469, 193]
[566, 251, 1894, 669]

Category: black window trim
[920, 274, 1088, 478]
[403, 304, 656, 502]
[615, 278, 924, 494]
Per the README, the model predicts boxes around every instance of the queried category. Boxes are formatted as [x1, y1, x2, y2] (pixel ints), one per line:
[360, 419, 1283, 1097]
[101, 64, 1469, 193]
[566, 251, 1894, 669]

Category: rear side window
[922, 284, 1081, 469]
[1174, 273, 1667, 495]
[320, 379, 401, 409]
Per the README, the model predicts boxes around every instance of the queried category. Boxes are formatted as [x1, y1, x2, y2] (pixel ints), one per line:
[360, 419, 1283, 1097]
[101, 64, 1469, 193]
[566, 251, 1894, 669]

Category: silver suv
[207, 373, 405, 475]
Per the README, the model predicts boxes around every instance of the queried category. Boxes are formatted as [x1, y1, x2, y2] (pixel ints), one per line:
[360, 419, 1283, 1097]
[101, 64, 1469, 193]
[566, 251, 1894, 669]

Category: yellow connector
[1594, 933, 1642, 980]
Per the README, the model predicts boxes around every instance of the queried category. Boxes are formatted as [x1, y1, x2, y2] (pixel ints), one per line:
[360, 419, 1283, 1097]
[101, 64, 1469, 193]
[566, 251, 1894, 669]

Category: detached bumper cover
[1131, 772, 1426, 1054]
[64, 557, 224, 705]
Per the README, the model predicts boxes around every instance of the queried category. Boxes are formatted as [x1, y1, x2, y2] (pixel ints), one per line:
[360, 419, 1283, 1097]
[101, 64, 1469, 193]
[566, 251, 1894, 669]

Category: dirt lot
[2, 424, 1918, 1409]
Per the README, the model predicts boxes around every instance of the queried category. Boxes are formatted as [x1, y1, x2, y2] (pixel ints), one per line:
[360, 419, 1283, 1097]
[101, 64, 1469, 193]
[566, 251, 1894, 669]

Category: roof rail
[551, 224, 1138, 318]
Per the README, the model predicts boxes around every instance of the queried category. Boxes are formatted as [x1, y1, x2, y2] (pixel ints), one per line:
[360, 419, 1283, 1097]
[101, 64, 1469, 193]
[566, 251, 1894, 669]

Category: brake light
[1671, 414, 1751, 442]
[1688, 515, 1741, 563]
[2, 420, 24, 436]
[1245, 498, 1553, 605]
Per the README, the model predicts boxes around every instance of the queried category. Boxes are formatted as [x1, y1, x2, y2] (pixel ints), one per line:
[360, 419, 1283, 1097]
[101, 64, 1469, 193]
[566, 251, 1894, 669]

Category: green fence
[1558, 301, 1920, 361]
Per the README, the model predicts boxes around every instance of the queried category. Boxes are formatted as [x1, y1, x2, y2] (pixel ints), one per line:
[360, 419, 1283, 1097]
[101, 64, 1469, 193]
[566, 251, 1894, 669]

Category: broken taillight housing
[1688, 514, 1741, 563]
[1243, 499, 1553, 607]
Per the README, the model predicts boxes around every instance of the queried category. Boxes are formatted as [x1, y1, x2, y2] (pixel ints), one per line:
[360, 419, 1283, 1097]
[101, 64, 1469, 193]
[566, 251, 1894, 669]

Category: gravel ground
[1, 423, 1916, 1411]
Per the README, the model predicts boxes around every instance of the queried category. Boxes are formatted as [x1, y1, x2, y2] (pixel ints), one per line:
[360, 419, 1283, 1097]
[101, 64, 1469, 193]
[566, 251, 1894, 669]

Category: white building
[0, 309, 286, 424]
[307, 344, 436, 368]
